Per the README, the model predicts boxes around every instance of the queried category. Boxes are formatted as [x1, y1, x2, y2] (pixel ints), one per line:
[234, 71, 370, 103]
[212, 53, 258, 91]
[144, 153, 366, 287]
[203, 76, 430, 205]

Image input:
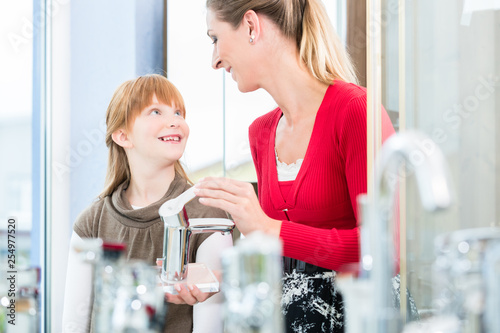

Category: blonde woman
[62, 74, 232, 333]
[195, 1, 406, 332]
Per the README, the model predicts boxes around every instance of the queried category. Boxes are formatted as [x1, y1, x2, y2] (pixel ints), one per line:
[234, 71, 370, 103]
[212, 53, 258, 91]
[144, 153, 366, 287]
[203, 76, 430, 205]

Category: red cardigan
[249, 81, 395, 271]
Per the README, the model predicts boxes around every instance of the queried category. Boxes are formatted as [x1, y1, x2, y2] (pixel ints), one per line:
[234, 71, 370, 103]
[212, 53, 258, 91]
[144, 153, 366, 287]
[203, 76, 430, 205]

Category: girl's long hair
[100, 74, 190, 199]
[206, 0, 358, 85]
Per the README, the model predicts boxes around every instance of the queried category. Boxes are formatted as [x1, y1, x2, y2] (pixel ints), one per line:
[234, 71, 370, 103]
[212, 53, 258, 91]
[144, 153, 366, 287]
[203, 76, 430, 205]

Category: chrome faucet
[221, 231, 284, 333]
[159, 187, 234, 282]
[360, 130, 453, 333]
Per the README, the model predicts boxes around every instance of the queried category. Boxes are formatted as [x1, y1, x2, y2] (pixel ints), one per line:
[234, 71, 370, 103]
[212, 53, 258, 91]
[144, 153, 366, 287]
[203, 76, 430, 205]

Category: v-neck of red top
[269, 84, 335, 210]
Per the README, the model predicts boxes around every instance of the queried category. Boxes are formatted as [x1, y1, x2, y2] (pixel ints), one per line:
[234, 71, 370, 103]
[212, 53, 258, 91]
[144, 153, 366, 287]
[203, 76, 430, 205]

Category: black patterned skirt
[281, 260, 419, 333]
[281, 260, 344, 333]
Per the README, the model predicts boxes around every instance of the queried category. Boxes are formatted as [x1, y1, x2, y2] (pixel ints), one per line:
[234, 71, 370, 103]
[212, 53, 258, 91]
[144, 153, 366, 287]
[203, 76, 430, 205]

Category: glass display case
[371, 0, 500, 321]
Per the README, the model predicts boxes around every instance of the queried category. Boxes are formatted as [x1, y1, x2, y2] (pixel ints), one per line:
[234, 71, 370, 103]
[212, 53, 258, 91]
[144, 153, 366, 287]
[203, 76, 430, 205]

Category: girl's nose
[168, 116, 179, 128]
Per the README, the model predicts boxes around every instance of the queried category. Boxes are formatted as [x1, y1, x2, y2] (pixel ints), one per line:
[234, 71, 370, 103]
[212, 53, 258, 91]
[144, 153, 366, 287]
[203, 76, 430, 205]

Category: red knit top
[249, 81, 395, 271]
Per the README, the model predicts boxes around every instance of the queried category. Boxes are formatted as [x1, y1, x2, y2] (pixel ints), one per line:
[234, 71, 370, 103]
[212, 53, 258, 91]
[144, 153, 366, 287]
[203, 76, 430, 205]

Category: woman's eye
[211, 36, 217, 44]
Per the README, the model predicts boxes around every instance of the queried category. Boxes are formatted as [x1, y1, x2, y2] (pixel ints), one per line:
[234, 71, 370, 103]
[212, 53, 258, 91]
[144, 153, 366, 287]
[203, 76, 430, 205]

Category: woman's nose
[212, 48, 221, 70]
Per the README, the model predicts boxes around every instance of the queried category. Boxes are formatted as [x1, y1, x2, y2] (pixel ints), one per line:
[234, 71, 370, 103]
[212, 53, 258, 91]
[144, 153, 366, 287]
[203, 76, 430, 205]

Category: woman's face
[206, 9, 259, 92]
[127, 94, 189, 165]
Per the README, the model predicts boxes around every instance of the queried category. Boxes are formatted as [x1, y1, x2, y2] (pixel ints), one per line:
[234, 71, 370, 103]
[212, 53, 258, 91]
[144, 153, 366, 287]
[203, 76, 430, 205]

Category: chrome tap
[221, 231, 284, 333]
[158, 186, 234, 282]
[361, 130, 453, 333]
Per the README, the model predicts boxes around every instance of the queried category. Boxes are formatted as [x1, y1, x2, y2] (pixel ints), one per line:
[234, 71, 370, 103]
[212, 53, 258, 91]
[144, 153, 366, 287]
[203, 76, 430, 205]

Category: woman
[195, 1, 398, 332]
[62, 74, 232, 333]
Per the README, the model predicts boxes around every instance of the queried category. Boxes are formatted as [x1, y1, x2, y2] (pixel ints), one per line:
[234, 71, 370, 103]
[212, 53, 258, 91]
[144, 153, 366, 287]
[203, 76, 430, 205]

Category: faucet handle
[159, 186, 197, 217]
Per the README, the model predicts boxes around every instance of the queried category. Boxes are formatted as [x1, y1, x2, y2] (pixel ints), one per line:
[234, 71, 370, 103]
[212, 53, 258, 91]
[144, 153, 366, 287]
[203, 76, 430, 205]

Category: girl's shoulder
[73, 197, 107, 238]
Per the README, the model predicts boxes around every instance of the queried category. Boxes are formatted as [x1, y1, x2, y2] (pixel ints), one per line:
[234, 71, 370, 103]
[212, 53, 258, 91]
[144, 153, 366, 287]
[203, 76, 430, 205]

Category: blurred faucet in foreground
[432, 227, 500, 333]
[221, 231, 284, 333]
[360, 130, 453, 333]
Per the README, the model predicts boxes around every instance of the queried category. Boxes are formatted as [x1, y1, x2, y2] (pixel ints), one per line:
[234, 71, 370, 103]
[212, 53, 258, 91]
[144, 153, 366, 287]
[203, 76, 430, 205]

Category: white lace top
[275, 148, 303, 181]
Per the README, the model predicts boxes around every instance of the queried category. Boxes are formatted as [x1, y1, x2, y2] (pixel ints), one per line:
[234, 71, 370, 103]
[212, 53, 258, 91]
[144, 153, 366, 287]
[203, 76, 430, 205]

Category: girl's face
[206, 9, 259, 92]
[127, 94, 189, 165]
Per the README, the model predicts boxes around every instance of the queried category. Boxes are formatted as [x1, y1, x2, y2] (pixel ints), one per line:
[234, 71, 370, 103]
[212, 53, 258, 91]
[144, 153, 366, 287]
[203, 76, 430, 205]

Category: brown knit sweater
[74, 173, 228, 333]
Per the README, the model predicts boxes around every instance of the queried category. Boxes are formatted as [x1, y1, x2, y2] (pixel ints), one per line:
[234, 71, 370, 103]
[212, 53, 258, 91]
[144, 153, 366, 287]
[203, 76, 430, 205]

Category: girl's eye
[174, 111, 183, 117]
[151, 110, 160, 115]
[211, 36, 217, 44]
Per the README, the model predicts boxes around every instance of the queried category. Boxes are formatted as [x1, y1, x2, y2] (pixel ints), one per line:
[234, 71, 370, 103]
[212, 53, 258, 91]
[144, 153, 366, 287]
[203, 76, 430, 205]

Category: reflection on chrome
[159, 189, 234, 282]
[358, 131, 453, 333]
[433, 227, 500, 333]
[221, 232, 284, 333]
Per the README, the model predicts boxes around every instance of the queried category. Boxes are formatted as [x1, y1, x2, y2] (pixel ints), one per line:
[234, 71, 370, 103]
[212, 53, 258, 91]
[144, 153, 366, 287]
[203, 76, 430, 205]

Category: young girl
[62, 74, 232, 333]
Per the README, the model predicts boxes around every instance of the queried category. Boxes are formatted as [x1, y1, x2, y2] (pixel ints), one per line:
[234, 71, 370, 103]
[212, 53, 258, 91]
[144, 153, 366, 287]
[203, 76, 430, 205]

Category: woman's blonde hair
[100, 74, 190, 198]
[206, 0, 358, 85]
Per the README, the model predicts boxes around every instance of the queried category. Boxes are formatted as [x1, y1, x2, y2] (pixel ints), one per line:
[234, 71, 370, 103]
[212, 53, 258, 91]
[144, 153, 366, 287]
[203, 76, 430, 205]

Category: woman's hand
[194, 177, 282, 236]
[165, 284, 216, 305]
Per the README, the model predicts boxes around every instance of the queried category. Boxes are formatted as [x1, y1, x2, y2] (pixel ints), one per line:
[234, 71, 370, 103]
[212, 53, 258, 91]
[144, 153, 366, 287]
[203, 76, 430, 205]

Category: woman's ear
[243, 10, 261, 42]
[111, 128, 133, 148]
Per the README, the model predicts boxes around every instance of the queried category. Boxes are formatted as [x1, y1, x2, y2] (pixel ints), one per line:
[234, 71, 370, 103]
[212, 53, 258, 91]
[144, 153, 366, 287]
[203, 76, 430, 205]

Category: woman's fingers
[196, 177, 249, 195]
[195, 178, 257, 206]
[195, 187, 238, 204]
[197, 196, 238, 216]
[194, 178, 247, 212]
[194, 177, 282, 236]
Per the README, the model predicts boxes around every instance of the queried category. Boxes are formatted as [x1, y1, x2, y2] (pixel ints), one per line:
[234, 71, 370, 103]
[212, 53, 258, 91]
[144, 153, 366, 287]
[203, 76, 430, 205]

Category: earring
[249, 35, 255, 43]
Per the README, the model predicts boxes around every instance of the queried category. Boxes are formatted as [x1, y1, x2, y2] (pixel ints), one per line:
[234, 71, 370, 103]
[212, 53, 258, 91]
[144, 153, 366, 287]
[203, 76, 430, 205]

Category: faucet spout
[365, 130, 453, 333]
[189, 218, 235, 236]
[158, 187, 234, 283]
[375, 131, 452, 212]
